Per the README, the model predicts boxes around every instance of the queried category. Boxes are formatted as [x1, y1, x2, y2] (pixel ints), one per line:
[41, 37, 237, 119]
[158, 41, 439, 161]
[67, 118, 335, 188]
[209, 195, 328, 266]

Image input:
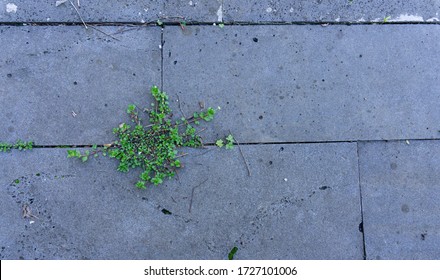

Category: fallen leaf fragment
[56, 0, 68, 7]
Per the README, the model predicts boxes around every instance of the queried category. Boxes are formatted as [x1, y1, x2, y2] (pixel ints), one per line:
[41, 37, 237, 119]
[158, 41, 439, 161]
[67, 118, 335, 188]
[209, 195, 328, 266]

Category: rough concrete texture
[164, 25, 440, 144]
[223, 0, 440, 23]
[1, 0, 439, 262]
[359, 140, 440, 259]
[1, 1, 439, 23]
[0, 0, 222, 23]
[0, 143, 363, 259]
[0, 26, 161, 145]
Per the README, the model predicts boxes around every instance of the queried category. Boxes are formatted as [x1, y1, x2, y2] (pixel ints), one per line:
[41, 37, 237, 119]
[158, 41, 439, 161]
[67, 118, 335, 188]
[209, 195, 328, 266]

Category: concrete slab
[0, 0, 160, 23]
[223, 0, 440, 23]
[359, 140, 440, 259]
[0, 0, 221, 23]
[0, 26, 161, 145]
[0, 143, 363, 259]
[163, 25, 440, 144]
[2, 1, 438, 23]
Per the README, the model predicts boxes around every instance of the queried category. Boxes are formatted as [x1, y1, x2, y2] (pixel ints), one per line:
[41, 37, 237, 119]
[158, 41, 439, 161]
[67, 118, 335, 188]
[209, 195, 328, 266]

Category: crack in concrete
[0, 21, 439, 27]
[356, 142, 367, 260]
[27, 138, 440, 149]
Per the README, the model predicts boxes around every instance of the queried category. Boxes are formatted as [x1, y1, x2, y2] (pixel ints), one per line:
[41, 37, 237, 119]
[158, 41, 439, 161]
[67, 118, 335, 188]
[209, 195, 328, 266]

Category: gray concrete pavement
[0, 26, 161, 145]
[0, 144, 362, 259]
[3, 25, 439, 145]
[1, 1, 439, 23]
[1, 1, 440, 260]
[223, 0, 440, 23]
[359, 140, 440, 260]
[164, 25, 440, 144]
[0, 0, 222, 23]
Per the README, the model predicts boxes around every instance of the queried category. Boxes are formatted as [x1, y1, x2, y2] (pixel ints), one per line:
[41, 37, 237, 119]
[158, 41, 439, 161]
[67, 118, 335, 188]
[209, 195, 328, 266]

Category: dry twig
[69, 1, 87, 29]
[89, 25, 121, 41]
[22, 204, 38, 220]
[229, 129, 251, 177]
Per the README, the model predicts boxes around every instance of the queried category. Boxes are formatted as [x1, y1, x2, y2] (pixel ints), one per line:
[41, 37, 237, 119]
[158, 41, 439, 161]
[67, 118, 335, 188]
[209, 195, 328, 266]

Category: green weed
[0, 140, 34, 152]
[216, 134, 235, 149]
[68, 86, 218, 189]
[228, 246, 238, 260]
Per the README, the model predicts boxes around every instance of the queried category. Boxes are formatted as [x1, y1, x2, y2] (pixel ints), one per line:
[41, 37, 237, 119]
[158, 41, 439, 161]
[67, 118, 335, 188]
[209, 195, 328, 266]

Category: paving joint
[27, 138, 440, 149]
[356, 142, 367, 260]
[0, 21, 439, 27]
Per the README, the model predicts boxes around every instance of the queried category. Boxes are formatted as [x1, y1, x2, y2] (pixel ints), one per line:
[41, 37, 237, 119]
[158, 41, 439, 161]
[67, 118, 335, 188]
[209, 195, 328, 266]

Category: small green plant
[225, 134, 234, 149]
[0, 140, 34, 152]
[228, 246, 238, 260]
[383, 16, 391, 23]
[68, 86, 218, 189]
[215, 139, 224, 148]
[216, 134, 234, 149]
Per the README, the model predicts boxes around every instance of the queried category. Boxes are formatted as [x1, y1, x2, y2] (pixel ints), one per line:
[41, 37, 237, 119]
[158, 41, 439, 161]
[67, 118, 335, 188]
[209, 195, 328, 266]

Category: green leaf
[67, 150, 81, 158]
[226, 134, 234, 142]
[151, 85, 159, 95]
[216, 139, 224, 148]
[81, 156, 88, 162]
[140, 171, 151, 181]
[228, 247, 238, 260]
[136, 181, 146, 189]
[226, 143, 234, 150]
[201, 107, 216, 121]
[117, 162, 129, 172]
[127, 104, 136, 114]
[152, 177, 163, 185]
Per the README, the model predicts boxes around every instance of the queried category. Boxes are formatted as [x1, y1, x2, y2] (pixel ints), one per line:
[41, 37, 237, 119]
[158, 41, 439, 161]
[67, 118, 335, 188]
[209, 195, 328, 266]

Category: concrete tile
[0, 26, 161, 145]
[0, 143, 362, 259]
[223, 0, 440, 23]
[0, 0, 162, 23]
[163, 25, 440, 143]
[0, 0, 221, 23]
[359, 140, 440, 259]
[2, 1, 437, 23]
